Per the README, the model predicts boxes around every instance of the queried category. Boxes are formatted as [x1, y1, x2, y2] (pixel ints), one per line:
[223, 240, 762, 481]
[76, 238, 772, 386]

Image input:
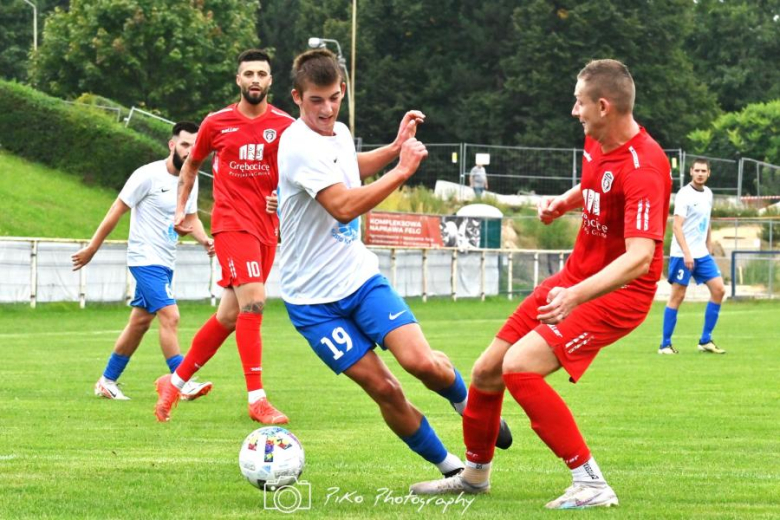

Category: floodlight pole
[22, 0, 38, 51]
[308, 37, 355, 136]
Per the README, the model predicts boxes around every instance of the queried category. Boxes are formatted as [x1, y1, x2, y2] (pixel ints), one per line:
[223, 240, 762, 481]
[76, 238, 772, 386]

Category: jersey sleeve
[673, 188, 689, 218]
[623, 167, 668, 241]
[292, 150, 345, 199]
[185, 177, 198, 215]
[190, 115, 214, 162]
[118, 169, 152, 208]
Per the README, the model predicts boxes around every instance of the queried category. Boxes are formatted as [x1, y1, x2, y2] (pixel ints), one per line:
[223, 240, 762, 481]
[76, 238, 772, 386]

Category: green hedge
[0, 80, 167, 190]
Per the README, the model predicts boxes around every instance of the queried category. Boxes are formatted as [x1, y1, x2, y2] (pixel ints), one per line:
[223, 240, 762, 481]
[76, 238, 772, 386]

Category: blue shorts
[129, 265, 175, 313]
[284, 274, 417, 375]
[668, 255, 722, 286]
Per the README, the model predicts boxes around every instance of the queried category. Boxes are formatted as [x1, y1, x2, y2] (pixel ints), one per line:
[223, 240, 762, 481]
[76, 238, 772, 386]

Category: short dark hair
[172, 121, 199, 136]
[577, 59, 635, 114]
[691, 158, 710, 171]
[291, 49, 342, 93]
[237, 48, 272, 70]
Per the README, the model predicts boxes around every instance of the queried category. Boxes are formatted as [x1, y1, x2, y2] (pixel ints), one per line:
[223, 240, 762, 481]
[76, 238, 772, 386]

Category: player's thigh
[285, 302, 374, 375]
[129, 265, 176, 314]
[667, 257, 692, 286]
[351, 275, 417, 348]
[213, 231, 272, 289]
[155, 303, 180, 329]
[502, 330, 561, 376]
[128, 305, 155, 330]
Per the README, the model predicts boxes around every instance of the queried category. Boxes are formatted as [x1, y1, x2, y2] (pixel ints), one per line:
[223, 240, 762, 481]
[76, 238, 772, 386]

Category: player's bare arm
[356, 111, 425, 180]
[174, 156, 203, 234]
[317, 138, 428, 223]
[672, 214, 694, 270]
[537, 236, 655, 324]
[183, 213, 215, 257]
[71, 198, 131, 271]
[538, 184, 583, 224]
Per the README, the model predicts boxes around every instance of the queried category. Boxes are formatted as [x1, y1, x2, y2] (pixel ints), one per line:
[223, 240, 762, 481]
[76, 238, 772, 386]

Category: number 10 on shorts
[321, 327, 353, 360]
[246, 261, 261, 278]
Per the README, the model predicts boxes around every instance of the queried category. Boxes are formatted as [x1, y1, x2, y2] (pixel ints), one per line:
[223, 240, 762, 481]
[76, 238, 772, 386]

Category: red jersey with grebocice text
[191, 103, 294, 245]
[563, 127, 671, 298]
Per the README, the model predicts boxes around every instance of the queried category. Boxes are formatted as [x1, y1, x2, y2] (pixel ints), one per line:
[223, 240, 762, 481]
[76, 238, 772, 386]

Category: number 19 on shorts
[321, 327, 353, 360]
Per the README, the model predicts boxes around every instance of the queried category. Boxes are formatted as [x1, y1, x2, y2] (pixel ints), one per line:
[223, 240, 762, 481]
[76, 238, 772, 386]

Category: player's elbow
[633, 250, 654, 276]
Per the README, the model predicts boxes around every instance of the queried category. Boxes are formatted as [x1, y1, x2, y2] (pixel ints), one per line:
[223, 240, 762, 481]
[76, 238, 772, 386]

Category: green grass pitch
[1, 298, 778, 519]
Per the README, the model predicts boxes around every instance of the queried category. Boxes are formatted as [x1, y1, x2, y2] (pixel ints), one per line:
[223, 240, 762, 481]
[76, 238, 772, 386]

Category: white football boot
[180, 379, 213, 401]
[410, 474, 489, 495]
[94, 376, 130, 400]
[545, 483, 619, 509]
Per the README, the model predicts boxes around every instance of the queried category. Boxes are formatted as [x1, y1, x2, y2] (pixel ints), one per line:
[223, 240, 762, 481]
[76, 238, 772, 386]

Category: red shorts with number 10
[497, 271, 655, 382]
[213, 231, 276, 288]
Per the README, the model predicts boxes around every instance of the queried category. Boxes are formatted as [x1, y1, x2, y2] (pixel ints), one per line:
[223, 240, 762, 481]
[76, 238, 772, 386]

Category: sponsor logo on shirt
[221, 127, 239, 134]
[239, 143, 264, 161]
[582, 213, 608, 238]
[263, 129, 277, 143]
[582, 189, 601, 216]
[601, 171, 614, 193]
[331, 219, 359, 244]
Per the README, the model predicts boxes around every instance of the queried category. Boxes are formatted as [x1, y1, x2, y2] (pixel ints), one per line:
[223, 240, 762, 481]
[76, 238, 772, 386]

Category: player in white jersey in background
[72, 122, 216, 399]
[659, 158, 726, 355]
[277, 49, 510, 479]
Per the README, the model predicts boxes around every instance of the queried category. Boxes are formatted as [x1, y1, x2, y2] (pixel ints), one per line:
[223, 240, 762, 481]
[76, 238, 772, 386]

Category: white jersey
[118, 160, 198, 269]
[277, 120, 379, 304]
[670, 183, 712, 259]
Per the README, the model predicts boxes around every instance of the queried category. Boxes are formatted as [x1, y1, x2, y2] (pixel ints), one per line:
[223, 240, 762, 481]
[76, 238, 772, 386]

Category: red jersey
[191, 103, 295, 245]
[564, 127, 671, 297]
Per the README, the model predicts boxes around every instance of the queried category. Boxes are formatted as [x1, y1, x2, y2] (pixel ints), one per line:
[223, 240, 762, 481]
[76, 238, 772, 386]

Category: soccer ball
[239, 426, 305, 490]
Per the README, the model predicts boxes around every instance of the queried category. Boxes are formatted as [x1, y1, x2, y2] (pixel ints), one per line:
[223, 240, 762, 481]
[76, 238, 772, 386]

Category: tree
[687, 0, 780, 113]
[0, 0, 66, 83]
[30, 0, 259, 120]
[501, 0, 720, 148]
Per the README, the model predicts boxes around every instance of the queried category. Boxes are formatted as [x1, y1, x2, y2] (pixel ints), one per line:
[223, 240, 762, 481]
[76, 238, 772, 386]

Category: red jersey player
[154, 49, 294, 424]
[411, 59, 671, 509]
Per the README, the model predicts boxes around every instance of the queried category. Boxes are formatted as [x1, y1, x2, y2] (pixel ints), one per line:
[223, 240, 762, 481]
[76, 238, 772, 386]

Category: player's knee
[711, 284, 726, 302]
[240, 299, 265, 315]
[131, 313, 154, 333]
[367, 376, 405, 407]
[158, 309, 180, 330]
[471, 354, 502, 387]
[403, 354, 441, 381]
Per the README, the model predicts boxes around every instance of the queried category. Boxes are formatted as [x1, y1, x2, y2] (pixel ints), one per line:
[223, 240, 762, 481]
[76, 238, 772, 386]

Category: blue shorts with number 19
[284, 274, 417, 374]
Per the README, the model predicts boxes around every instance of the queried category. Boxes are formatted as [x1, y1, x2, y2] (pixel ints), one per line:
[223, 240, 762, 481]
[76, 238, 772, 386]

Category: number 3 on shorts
[677, 269, 685, 281]
[321, 327, 353, 360]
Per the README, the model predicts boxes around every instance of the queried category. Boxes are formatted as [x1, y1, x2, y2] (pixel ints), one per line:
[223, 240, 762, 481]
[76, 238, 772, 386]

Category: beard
[172, 149, 185, 171]
[241, 85, 269, 105]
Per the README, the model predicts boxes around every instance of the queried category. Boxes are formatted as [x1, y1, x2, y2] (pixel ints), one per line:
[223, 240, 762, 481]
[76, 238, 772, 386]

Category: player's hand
[203, 239, 215, 258]
[537, 286, 578, 324]
[71, 246, 95, 271]
[684, 253, 694, 271]
[394, 110, 426, 150]
[396, 138, 428, 179]
[266, 190, 278, 214]
[538, 196, 566, 225]
[173, 210, 192, 236]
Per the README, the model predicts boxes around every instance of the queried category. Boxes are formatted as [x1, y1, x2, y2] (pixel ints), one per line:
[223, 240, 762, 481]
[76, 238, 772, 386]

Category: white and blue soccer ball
[239, 426, 305, 490]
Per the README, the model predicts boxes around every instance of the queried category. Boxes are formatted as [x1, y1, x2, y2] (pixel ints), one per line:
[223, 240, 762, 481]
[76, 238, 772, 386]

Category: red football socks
[176, 314, 232, 382]
[236, 312, 264, 392]
[503, 372, 591, 469]
[463, 385, 504, 464]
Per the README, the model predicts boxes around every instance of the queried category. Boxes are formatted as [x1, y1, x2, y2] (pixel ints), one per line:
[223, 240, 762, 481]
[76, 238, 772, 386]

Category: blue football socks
[103, 353, 131, 381]
[661, 306, 678, 347]
[166, 354, 184, 373]
[700, 302, 721, 344]
[400, 416, 448, 464]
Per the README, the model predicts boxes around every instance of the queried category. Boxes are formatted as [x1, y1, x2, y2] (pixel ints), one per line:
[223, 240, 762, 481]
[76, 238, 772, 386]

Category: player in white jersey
[277, 49, 511, 479]
[659, 159, 726, 354]
[72, 122, 217, 399]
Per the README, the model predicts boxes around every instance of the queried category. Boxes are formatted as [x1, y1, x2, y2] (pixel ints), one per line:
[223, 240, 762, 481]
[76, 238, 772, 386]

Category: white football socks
[248, 389, 267, 404]
[571, 456, 607, 485]
[436, 452, 464, 475]
[170, 372, 186, 390]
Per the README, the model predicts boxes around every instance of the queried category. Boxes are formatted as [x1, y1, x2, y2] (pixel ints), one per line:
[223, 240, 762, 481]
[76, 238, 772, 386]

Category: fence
[0, 237, 575, 307]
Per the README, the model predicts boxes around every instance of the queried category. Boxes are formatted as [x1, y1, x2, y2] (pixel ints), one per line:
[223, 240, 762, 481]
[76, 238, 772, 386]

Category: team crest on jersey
[263, 129, 277, 143]
[601, 171, 614, 193]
